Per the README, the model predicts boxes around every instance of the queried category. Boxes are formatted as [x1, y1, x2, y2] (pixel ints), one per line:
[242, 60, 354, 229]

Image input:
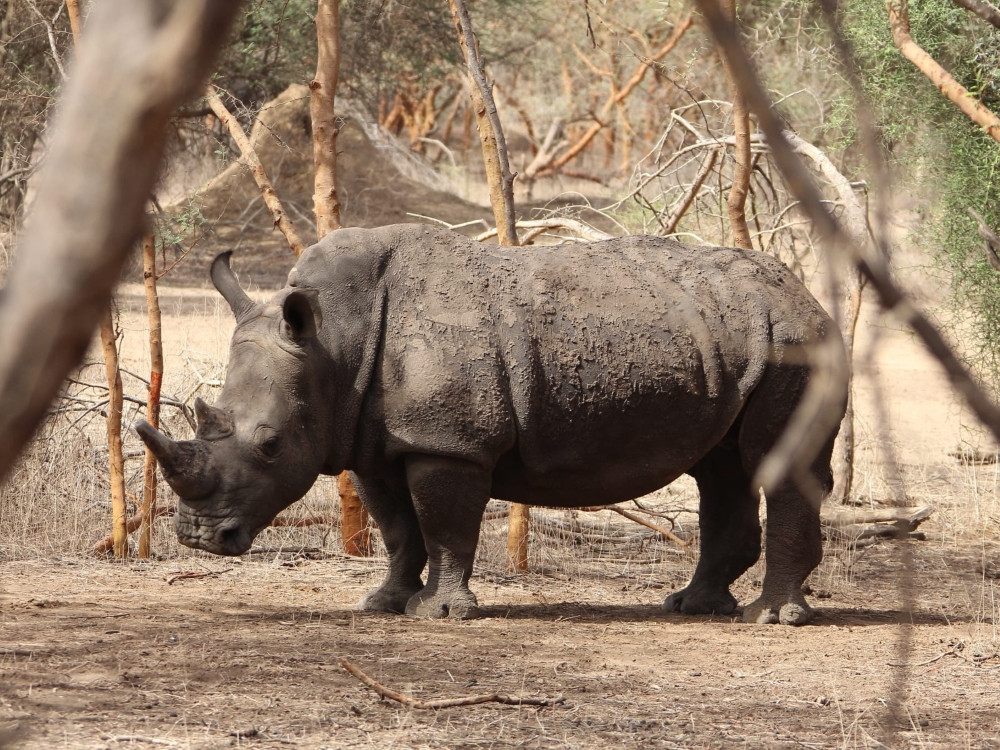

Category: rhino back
[368, 227, 833, 504]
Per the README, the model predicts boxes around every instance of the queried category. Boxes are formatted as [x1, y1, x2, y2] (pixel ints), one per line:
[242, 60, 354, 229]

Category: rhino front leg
[351, 470, 428, 614]
[403, 454, 491, 619]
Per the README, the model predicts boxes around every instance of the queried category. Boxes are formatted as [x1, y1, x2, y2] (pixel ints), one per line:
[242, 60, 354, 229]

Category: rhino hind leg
[350, 471, 428, 613]
[402, 454, 491, 619]
[736, 362, 838, 626]
[665, 435, 762, 616]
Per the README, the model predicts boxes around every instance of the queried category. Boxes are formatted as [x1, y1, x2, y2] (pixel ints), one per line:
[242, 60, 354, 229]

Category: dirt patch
[1, 535, 999, 749]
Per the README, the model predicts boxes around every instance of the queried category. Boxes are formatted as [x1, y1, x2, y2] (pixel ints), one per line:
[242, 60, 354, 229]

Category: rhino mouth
[175, 514, 259, 556]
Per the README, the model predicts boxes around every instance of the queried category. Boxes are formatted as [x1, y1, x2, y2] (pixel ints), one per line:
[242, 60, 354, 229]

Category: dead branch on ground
[93, 504, 173, 556]
[339, 659, 565, 709]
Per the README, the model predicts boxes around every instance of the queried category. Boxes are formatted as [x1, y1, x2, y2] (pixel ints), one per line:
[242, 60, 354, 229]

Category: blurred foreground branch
[0, 0, 243, 481]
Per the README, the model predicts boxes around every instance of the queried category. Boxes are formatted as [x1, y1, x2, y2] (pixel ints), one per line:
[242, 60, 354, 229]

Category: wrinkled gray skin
[136, 223, 847, 625]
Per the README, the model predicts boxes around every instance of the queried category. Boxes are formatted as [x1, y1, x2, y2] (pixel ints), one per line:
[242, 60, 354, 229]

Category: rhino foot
[663, 585, 738, 616]
[742, 595, 814, 626]
[359, 583, 423, 614]
[405, 587, 479, 619]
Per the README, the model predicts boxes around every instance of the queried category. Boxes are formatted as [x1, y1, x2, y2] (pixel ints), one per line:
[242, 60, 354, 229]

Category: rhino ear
[281, 288, 321, 343]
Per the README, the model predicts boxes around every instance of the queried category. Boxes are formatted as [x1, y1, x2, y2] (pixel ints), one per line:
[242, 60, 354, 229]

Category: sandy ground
[2, 210, 1000, 748]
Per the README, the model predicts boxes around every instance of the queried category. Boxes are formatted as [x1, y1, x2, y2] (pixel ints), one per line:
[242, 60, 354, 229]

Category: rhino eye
[254, 429, 281, 458]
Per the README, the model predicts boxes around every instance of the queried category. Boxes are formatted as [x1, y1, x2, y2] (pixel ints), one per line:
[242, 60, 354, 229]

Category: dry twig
[339, 659, 565, 709]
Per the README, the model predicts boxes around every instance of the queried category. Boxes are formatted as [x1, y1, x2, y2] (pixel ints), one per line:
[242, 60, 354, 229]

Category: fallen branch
[576, 505, 695, 558]
[338, 659, 565, 709]
[165, 568, 232, 585]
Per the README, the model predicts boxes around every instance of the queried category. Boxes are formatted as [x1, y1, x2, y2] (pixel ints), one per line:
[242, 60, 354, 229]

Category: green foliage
[843, 0, 1000, 388]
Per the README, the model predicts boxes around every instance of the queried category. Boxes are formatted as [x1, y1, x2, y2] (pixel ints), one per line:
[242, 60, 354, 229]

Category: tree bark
[951, 0, 1000, 29]
[310, 0, 342, 237]
[0, 0, 243, 482]
[887, 0, 1000, 143]
[206, 87, 308, 256]
[99, 308, 128, 558]
[65, 0, 83, 40]
[720, 0, 752, 250]
[139, 232, 163, 557]
[447, 0, 518, 246]
[308, 0, 370, 556]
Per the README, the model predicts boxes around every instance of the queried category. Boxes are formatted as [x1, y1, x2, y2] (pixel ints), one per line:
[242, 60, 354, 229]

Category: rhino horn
[211, 251, 257, 323]
[134, 420, 218, 500]
[194, 397, 234, 440]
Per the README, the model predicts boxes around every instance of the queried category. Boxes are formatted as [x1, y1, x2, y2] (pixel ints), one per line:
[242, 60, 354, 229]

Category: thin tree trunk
[338, 472, 371, 556]
[448, 0, 518, 245]
[99, 307, 127, 558]
[139, 232, 163, 557]
[310, 0, 342, 237]
[887, 0, 1000, 143]
[206, 87, 307, 256]
[65, 0, 82, 40]
[309, 0, 371, 556]
[447, 0, 528, 571]
[721, 0, 752, 249]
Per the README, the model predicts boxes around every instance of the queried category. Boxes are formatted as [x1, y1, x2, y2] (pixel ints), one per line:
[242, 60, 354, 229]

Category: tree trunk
[338, 472, 371, 556]
[99, 307, 128, 558]
[784, 131, 868, 506]
[721, 0, 752, 250]
[310, 0, 342, 237]
[448, 0, 518, 246]
[139, 232, 163, 557]
[309, 0, 371, 556]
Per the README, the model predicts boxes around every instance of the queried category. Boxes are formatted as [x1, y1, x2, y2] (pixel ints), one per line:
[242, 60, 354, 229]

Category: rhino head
[135, 252, 330, 556]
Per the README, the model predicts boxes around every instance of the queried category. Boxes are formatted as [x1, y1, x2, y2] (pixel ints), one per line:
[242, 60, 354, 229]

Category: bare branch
[952, 0, 1000, 28]
[206, 86, 307, 256]
[887, 1, 1000, 143]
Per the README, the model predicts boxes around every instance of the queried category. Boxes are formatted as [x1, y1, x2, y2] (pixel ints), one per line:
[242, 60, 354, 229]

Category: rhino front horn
[134, 420, 218, 501]
[211, 251, 257, 323]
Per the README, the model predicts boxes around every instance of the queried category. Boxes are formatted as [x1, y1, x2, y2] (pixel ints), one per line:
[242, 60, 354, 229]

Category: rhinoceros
[136, 223, 846, 625]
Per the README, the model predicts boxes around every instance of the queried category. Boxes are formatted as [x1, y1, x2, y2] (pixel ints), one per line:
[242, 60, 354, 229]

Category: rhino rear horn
[194, 397, 234, 440]
[211, 251, 257, 323]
